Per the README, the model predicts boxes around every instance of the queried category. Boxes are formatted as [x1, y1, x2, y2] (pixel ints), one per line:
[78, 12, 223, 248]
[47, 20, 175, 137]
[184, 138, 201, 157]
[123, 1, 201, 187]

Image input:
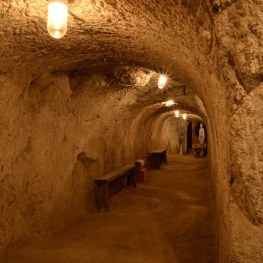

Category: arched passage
[1, 0, 263, 262]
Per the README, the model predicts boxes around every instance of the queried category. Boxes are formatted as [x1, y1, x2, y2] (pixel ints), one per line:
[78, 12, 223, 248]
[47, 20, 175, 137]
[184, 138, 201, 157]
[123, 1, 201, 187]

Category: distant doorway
[187, 122, 192, 154]
[187, 122, 207, 155]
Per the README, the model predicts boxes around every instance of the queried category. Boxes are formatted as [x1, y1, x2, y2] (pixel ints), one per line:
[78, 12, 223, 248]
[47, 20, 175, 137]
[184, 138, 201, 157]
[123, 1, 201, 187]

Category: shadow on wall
[71, 152, 97, 213]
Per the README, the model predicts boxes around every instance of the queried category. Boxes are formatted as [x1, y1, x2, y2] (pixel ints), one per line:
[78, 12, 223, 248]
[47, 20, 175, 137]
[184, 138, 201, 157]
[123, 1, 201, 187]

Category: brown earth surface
[1, 154, 215, 263]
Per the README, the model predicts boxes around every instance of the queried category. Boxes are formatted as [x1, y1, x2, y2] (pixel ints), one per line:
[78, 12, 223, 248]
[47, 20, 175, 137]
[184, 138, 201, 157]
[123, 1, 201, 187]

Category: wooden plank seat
[149, 148, 167, 169]
[94, 165, 136, 212]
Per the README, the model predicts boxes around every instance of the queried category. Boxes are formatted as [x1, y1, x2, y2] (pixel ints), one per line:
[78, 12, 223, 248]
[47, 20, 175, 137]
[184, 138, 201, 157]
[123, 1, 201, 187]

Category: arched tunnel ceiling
[2, 0, 261, 97]
[0, 0, 206, 74]
[67, 65, 208, 120]
[0, 0, 216, 121]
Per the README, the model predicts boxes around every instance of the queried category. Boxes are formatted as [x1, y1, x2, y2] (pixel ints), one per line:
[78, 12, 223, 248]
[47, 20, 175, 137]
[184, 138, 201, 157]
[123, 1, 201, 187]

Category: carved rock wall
[1, 0, 263, 262]
[212, 1, 263, 262]
[0, 72, 147, 249]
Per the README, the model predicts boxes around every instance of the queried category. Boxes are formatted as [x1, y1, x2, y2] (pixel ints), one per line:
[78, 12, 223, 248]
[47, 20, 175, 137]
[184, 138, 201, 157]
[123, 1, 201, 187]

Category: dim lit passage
[148, 149, 167, 169]
[94, 165, 136, 212]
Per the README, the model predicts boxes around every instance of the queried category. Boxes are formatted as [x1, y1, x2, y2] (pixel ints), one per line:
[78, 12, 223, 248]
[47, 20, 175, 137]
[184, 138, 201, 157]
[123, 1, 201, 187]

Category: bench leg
[94, 183, 109, 212]
[150, 154, 160, 169]
[127, 169, 136, 188]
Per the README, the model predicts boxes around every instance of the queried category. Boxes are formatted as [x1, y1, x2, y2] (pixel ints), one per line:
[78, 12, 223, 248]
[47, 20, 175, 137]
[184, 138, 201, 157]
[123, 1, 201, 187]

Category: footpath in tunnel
[1, 154, 216, 263]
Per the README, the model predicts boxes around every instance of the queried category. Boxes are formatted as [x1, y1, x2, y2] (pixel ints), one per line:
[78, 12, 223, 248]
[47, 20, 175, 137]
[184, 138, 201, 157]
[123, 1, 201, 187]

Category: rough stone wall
[164, 117, 180, 153]
[0, 68, 216, 252]
[0, 70, 154, 249]
[228, 87, 263, 262]
[210, 0, 263, 262]
[1, 64, 205, 250]
[0, 0, 226, 255]
[1, 0, 263, 262]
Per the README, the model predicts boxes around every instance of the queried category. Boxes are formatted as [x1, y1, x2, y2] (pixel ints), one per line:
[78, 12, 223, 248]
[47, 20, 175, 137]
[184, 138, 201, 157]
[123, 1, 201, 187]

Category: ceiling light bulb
[175, 110, 180, 117]
[158, 75, 167, 89]
[182, 113, 187, 120]
[47, 0, 68, 39]
[165, 100, 174, 107]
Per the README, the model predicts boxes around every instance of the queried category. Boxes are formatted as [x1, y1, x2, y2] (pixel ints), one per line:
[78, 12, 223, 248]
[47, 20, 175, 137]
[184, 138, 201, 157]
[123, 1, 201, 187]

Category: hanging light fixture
[158, 75, 167, 89]
[182, 113, 187, 120]
[47, 0, 68, 39]
[175, 110, 180, 118]
[165, 100, 174, 107]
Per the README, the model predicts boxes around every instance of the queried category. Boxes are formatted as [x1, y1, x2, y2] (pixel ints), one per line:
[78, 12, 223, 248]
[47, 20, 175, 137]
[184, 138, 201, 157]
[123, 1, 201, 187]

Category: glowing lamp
[182, 113, 187, 120]
[47, 0, 68, 39]
[165, 100, 174, 107]
[175, 110, 180, 118]
[158, 75, 167, 89]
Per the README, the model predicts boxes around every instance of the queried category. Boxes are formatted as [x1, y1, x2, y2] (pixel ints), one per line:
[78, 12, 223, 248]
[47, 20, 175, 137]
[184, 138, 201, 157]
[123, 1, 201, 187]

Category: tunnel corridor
[1, 1, 263, 262]
[1, 154, 215, 263]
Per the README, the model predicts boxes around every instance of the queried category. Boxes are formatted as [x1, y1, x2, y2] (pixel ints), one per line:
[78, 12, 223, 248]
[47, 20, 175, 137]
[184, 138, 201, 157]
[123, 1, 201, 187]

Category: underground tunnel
[1, 0, 263, 262]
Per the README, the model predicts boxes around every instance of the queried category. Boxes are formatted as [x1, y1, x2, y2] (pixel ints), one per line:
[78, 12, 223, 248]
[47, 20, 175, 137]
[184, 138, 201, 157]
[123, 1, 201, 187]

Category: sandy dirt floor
[1, 154, 215, 263]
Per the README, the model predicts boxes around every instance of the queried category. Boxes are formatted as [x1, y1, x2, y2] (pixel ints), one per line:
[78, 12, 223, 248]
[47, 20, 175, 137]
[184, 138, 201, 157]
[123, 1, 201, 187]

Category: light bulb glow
[47, 1, 68, 39]
[182, 113, 187, 120]
[165, 100, 174, 107]
[158, 75, 167, 89]
[175, 110, 180, 117]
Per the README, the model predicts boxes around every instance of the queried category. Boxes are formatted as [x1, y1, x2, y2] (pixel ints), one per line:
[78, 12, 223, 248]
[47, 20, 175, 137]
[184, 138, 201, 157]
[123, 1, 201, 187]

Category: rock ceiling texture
[1, 0, 263, 262]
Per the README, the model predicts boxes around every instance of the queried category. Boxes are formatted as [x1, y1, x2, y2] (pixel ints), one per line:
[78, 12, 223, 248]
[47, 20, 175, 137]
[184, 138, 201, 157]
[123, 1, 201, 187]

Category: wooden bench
[192, 143, 207, 158]
[94, 165, 136, 212]
[149, 148, 167, 169]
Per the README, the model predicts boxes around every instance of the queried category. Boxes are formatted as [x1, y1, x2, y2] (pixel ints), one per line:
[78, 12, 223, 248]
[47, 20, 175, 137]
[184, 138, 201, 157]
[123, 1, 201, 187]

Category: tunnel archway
[1, 0, 263, 262]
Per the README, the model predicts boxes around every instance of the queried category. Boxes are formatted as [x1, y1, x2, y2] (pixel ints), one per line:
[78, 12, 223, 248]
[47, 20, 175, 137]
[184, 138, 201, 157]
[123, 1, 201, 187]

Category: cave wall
[0, 64, 219, 253]
[1, 0, 263, 262]
[0, 71, 152, 249]
[0, 3, 228, 259]
[210, 1, 263, 262]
